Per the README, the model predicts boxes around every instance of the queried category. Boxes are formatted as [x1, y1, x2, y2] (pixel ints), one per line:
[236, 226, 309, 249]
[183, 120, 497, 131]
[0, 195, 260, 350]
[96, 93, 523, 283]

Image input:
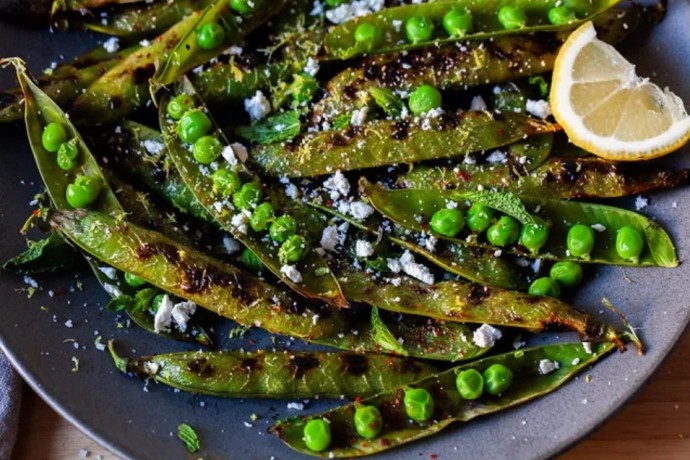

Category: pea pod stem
[271, 342, 617, 457]
[108, 342, 439, 398]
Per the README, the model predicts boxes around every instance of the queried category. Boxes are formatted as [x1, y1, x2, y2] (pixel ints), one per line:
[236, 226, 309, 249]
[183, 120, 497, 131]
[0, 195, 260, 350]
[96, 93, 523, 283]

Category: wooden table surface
[12, 330, 690, 460]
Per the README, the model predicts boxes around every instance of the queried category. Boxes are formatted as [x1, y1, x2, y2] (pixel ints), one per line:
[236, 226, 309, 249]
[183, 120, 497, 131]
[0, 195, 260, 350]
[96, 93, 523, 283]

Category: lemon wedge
[550, 21, 690, 161]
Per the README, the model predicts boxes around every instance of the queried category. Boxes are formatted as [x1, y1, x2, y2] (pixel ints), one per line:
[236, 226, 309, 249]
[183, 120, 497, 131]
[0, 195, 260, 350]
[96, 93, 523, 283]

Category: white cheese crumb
[582, 342, 593, 354]
[525, 99, 552, 119]
[590, 223, 607, 233]
[153, 294, 174, 333]
[231, 211, 251, 234]
[350, 106, 369, 126]
[143, 362, 160, 375]
[399, 251, 434, 285]
[635, 195, 648, 211]
[231, 142, 249, 163]
[221, 145, 238, 166]
[280, 265, 303, 283]
[348, 201, 374, 220]
[387, 258, 402, 273]
[287, 402, 305, 411]
[171, 301, 197, 332]
[222, 236, 241, 255]
[472, 324, 502, 348]
[102, 37, 120, 53]
[325, 0, 385, 24]
[142, 139, 164, 156]
[355, 240, 374, 258]
[485, 150, 507, 164]
[138, 39, 150, 47]
[79, 449, 89, 458]
[323, 171, 351, 198]
[97, 266, 118, 280]
[303, 57, 320, 76]
[23, 275, 39, 289]
[538, 359, 560, 375]
[285, 183, 298, 199]
[244, 90, 272, 121]
[571, 358, 581, 366]
[470, 95, 487, 112]
[64, 320, 73, 328]
[320, 225, 340, 252]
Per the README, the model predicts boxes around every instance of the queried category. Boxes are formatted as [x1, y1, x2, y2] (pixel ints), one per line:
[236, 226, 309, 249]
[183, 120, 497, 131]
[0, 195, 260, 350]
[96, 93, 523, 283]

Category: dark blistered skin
[399, 156, 689, 200]
[253, 111, 557, 177]
[112, 348, 439, 398]
[271, 342, 616, 457]
[322, 0, 619, 60]
[361, 182, 679, 267]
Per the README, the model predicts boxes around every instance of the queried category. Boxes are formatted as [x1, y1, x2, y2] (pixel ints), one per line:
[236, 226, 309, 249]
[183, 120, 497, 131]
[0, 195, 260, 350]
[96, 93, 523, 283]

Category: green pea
[192, 135, 223, 164]
[249, 202, 275, 232]
[455, 369, 484, 400]
[616, 226, 644, 263]
[405, 16, 434, 44]
[279, 234, 308, 263]
[65, 175, 100, 209]
[303, 418, 331, 452]
[124, 272, 147, 287]
[196, 22, 226, 50]
[167, 93, 195, 120]
[483, 363, 513, 395]
[429, 208, 465, 237]
[486, 215, 520, 247]
[354, 405, 383, 439]
[528, 277, 561, 298]
[354, 22, 382, 49]
[151, 294, 166, 312]
[178, 110, 212, 144]
[519, 220, 550, 254]
[290, 72, 319, 104]
[547, 6, 577, 25]
[42, 122, 67, 153]
[240, 248, 263, 272]
[211, 169, 242, 196]
[466, 203, 495, 233]
[57, 140, 79, 171]
[403, 387, 434, 422]
[550, 261, 583, 288]
[233, 182, 263, 210]
[229, 0, 253, 15]
[408, 84, 442, 115]
[497, 5, 527, 30]
[442, 9, 473, 37]
[567, 224, 595, 259]
[269, 215, 297, 243]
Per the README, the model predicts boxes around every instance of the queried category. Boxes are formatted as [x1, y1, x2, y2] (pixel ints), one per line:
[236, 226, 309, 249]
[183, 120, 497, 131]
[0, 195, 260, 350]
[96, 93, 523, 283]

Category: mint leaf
[453, 190, 536, 225]
[177, 423, 200, 454]
[235, 110, 301, 144]
[332, 112, 352, 131]
[371, 307, 408, 356]
[368, 87, 404, 117]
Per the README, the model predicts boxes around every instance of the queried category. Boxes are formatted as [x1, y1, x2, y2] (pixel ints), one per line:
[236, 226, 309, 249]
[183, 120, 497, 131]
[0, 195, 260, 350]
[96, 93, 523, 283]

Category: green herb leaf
[368, 87, 404, 118]
[371, 307, 408, 356]
[106, 288, 158, 313]
[528, 75, 549, 98]
[177, 423, 200, 454]
[453, 190, 536, 225]
[234, 110, 301, 144]
[332, 112, 352, 131]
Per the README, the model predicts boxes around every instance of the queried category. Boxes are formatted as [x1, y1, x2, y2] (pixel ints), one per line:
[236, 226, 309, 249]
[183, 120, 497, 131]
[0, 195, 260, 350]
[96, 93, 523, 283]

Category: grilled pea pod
[159, 79, 347, 308]
[71, 14, 199, 125]
[323, 0, 619, 60]
[109, 345, 438, 398]
[362, 183, 678, 267]
[271, 342, 616, 457]
[253, 111, 557, 177]
[400, 156, 690, 199]
[151, 0, 285, 90]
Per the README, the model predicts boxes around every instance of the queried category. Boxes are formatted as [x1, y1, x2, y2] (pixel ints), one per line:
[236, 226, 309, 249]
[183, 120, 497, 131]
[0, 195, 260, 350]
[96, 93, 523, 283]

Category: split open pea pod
[323, 0, 620, 60]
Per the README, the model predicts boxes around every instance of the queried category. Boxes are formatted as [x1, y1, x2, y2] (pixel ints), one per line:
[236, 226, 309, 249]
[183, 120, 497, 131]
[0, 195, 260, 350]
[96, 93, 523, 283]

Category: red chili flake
[326, 199, 333, 206]
[32, 209, 40, 217]
[354, 396, 362, 404]
[430, 454, 439, 459]
[454, 170, 471, 183]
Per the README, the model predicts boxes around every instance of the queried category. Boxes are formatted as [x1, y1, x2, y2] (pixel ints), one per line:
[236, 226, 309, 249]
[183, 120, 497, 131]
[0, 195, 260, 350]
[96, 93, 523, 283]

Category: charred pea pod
[323, 0, 619, 60]
[109, 345, 439, 398]
[252, 112, 558, 177]
[361, 182, 678, 267]
[159, 78, 348, 308]
[150, 0, 286, 90]
[271, 342, 616, 457]
[399, 154, 690, 199]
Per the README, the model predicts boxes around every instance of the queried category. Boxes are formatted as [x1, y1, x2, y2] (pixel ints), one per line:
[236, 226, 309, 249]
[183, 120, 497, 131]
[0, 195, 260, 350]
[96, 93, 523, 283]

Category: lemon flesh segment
[551, 21, 690, 161]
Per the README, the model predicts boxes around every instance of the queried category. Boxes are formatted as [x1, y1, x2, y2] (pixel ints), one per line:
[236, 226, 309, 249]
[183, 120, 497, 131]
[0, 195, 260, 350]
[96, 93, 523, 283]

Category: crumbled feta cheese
[231, 211, 251, 234]
[590, 223, 607, 233]
[470, 95, 487, 112]
[635, 195, 648, 211]
[512, 336, 526, 350]
[303, 57, 320, 76]
[355, 240, 374, 258]
[350, 106, 369, 126]
[142, 139, 164, 156]
[287, 402, 305, 411]
[225, 46, 243, 55]
[222, 236, 241, 255]
[348, 201, 374, 220]
[23, 275, 39, 289]
[399, 251, 435, 285]
[472, 324, 502, 348]
[538, 359, 560, 375]
[571, 358, 581, 366]
[285, 183, 298, 199]
[325, 0, 385, 24]
[221, 145, 238, 166]
[446, 200, 458, 209]
[582, 342, 593, 354]
[64, 320, 73, 328]
[154, 294, 174, 333]
[320, 225, 340, 252]
[231, 143, 248, 162]
[485, 150, 507, 164]
[144, 361, 160, 375]
[323, 171, 350, 198]
[79, 449, 89, 458]
[102, 37, 119, 53]
[525, 99, 552, 119]
[280, 265, 303, 283]
[392, 19, 403, 32]
[171, 301, 197, 332]
[387, 258, 402, 273]
[244, 90, 272, 121]
[97, 266, 118, 280]
[310, 0, 324, 16]
[138, 39, 150, 47]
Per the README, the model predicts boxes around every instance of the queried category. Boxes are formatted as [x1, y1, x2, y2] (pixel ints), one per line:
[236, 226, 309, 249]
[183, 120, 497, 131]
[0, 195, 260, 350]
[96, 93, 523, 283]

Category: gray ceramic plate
[0, 1, 689, 459]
